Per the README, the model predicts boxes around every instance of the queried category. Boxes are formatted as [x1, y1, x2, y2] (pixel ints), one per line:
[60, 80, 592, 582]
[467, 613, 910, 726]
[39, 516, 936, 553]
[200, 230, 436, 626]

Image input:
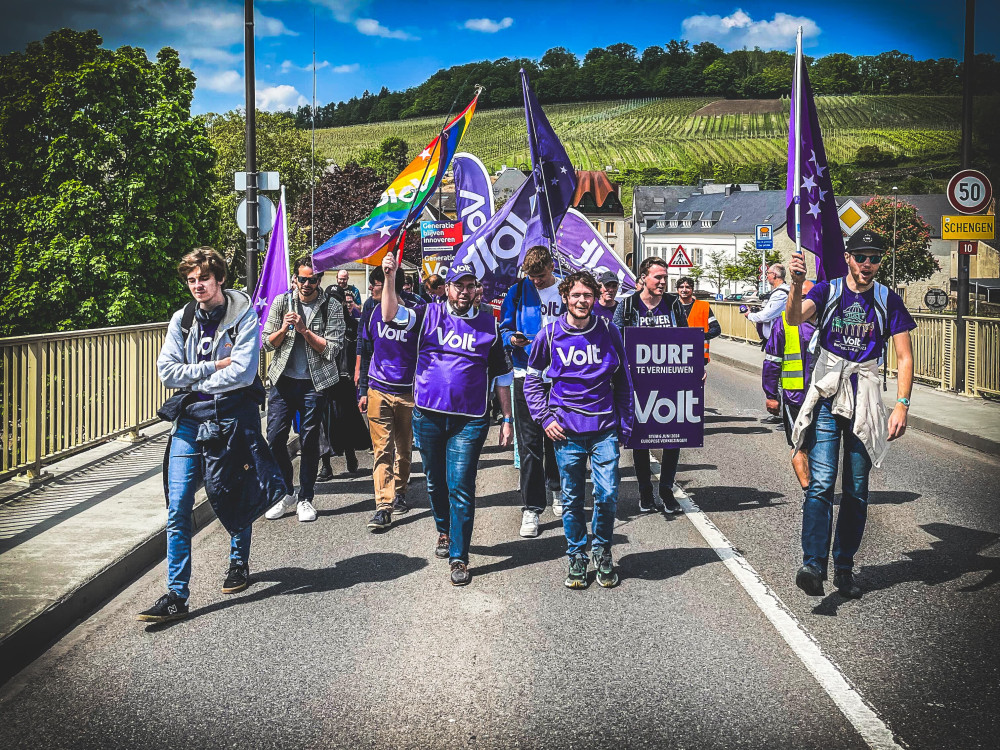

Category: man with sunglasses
[786, 230, 915, 599]
[262, 256, 345, 523]
[742, 264, 789, 340]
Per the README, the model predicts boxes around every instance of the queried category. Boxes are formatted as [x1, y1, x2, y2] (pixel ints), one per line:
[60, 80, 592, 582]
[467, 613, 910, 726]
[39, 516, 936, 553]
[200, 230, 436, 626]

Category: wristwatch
[897, 397, 910, 408]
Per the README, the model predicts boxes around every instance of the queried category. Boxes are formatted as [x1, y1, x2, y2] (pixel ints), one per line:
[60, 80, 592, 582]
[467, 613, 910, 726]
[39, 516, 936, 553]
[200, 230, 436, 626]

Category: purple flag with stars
[520, 69, 577, 261]
[786, 63, 847, 282]
[252, 189, 290, 344]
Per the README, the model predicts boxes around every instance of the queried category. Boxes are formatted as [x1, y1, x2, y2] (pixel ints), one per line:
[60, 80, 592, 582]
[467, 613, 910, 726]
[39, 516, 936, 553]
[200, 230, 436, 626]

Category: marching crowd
[140, 234, 916, 622]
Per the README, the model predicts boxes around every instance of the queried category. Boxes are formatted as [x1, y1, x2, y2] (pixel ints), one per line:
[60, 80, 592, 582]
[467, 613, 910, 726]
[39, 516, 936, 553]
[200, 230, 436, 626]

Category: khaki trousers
[367, 388, 414, 508]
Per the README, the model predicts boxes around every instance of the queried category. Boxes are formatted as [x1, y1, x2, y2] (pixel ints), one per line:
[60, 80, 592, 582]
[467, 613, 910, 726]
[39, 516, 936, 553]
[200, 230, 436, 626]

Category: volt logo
[635, 344, 694, 364]
[460, 211, 527, 278]
[556, 344, 601, 366]
[435, 329, 476, 352]
[376, 322, 409, 342]
[459, 189, 489, 232]
[634, 390, 701, 424]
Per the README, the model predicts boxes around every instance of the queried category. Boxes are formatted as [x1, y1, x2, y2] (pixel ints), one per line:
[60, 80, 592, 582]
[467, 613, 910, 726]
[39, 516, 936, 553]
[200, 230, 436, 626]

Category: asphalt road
[2, 363, 997, 749]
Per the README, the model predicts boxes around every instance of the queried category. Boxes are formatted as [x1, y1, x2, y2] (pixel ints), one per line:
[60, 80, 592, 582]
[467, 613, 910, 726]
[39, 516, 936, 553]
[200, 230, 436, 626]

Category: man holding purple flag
[524, 270, 633, 589]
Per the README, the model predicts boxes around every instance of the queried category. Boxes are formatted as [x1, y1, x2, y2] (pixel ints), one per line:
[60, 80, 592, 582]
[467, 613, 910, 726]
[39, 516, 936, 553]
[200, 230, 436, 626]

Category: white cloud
[681, 9, 820, 51]
[463, 17, 514, 33]
[256, 84, 309, 111]
[188, 47, 242, 66]
[161, 4, 296, 41]
[280, 59, 331, 74]
[354, 18, 417, 40]
[331, 63, 360, 74]
[200, 69, 244, 94]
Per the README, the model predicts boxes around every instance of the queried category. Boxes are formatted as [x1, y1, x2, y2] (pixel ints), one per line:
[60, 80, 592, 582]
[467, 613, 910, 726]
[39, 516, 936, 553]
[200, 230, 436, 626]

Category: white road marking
[657, 466, 904, 750]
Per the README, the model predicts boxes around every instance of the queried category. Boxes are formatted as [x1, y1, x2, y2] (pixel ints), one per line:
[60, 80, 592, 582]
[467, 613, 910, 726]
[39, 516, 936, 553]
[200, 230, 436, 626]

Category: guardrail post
[15, 340, 50, 485]
[119, 329, 142, 442]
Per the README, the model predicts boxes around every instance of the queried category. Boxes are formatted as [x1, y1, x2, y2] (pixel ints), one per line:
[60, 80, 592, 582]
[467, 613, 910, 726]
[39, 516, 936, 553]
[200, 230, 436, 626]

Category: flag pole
[310, 9, 316, 253]
[793, 26, 803, 264]
[281, 184, 288, 260]
[522, 74, 567, 275]
[393, 83, 479, 265]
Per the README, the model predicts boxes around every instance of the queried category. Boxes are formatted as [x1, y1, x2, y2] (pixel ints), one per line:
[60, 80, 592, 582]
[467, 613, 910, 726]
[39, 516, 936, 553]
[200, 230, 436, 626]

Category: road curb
[712, 349, 1000, 458]
[0, 435, 300, 686]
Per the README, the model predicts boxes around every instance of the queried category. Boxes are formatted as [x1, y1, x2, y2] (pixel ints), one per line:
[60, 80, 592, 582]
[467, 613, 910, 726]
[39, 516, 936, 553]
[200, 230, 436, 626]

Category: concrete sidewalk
[710, 336, 1000, 457]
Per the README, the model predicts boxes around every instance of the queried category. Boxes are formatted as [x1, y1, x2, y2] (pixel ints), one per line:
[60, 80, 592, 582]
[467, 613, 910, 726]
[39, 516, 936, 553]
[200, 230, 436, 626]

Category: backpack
[817, 277, 891, 390]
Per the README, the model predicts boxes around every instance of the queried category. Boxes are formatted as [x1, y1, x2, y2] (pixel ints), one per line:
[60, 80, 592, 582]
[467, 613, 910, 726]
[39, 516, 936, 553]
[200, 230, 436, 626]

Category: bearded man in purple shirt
[381, 254, 514, 587]
[786, 230, 915, 599]
[525, 271, 633, 589]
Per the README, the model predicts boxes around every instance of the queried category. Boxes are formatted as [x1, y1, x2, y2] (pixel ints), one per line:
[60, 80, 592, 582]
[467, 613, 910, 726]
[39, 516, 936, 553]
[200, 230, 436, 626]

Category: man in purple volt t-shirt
[524, 271, 633, 590]
[380, 254, 513, 587]
[358, 269, 423, 533]
[786, 230, 915, 600]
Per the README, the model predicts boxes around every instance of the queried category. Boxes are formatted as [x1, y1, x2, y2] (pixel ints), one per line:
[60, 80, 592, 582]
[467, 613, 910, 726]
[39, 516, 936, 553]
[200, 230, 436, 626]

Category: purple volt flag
[521, 69, 577, 257]
[786, 61, 847, 282]
[556, 208, 637, 293]
[453, 152, 495, 238]
[252, 189, 290, 343]
[453, 175, 537, 314]
[624, 327, 704, 450]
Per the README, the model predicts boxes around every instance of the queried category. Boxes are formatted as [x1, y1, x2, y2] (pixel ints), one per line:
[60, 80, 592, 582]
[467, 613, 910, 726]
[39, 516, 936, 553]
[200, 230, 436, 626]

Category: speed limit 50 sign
[947, 169, 992, 215]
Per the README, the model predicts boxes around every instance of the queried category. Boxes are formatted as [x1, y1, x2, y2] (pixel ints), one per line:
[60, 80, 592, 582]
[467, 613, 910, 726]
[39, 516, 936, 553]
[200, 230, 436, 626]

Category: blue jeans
[167, 416, 251, 600]
[266, 375, 327, 502]
[413, 408, 490, 564]
[802, 400, 872, 575]
[554, 429, 620, 559]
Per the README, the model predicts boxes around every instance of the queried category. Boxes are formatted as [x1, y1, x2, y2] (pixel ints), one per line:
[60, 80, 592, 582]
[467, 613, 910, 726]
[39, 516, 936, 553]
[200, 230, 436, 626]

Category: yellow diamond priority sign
[838, 199, 870, 236]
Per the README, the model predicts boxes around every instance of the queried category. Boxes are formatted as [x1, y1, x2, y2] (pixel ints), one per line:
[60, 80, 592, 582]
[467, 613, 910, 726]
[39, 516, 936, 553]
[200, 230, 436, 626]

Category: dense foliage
[862, 196, 940, 285]
[296, 43, 999, 128]
[0, 29, 216, 335]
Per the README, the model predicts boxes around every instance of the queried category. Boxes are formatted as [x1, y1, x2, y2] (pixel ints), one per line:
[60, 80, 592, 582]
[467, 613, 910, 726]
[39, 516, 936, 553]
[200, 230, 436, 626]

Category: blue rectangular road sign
[755, 223, 773, 250]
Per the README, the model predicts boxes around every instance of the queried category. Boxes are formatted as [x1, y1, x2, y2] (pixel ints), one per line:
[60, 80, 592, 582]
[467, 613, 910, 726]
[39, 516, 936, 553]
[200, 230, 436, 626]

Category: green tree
[730, 243, 782, 287]
[357, 136, 410, 183]
[203, 110, 310, 285]
[861, 196, 939, 285]
[704, 250, 736, 293]
[0, 29, 216, 335]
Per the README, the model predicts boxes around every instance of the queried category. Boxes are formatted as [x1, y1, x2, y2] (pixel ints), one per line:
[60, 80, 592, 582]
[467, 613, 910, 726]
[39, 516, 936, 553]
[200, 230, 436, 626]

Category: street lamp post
[891, 186, 898, 291]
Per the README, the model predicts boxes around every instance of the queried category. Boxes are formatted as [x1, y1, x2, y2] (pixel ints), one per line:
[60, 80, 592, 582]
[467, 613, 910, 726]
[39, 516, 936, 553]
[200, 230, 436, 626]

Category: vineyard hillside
[314, 95, 961, 174]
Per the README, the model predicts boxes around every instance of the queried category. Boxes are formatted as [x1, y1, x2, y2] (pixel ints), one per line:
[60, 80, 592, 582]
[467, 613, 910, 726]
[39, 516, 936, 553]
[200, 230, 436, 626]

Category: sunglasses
[296, 274, 322, 285]
[850, 253, 883, 265]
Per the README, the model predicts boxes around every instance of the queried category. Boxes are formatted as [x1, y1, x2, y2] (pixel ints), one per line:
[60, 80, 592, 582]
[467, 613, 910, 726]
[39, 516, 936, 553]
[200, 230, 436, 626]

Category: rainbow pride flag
[313, 92, 479, 271]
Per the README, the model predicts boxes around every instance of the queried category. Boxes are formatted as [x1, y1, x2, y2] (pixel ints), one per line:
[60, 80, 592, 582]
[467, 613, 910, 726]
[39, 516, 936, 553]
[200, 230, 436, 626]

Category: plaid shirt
[262, 290, 345, 391]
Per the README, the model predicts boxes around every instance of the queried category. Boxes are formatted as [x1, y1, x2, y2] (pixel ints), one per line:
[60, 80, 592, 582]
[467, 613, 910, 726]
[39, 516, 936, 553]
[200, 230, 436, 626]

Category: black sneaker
[660, 498, 683, 516]
[136, 591, 189, 623]
[833, 570, 863, 599]
[795, 564, 825, 596]
[222, 562, 249, 594]
[367, 508, 392, 531]
[638, 491, 656, 514]
[316, 460, 334, 482]
[345, 451, 359, 474]
[391, 495, 410, 515]
[450, 560, 471, 586]
[594, 547, 619, 588]
[565, 555, 588, 589]
[435, 533, 450, 559]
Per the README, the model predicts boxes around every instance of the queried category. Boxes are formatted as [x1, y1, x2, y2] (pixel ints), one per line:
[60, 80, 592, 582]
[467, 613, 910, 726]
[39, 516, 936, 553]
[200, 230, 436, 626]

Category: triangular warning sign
[668, 245, 693, 268]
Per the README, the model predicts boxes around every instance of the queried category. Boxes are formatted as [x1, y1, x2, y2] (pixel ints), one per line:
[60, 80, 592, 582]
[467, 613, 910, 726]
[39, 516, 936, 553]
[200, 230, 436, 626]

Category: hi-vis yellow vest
[780, 312, 805, 391]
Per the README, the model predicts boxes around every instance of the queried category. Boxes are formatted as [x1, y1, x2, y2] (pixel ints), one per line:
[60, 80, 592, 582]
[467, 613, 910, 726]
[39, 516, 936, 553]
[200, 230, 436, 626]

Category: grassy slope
[314, 95, 962, 173]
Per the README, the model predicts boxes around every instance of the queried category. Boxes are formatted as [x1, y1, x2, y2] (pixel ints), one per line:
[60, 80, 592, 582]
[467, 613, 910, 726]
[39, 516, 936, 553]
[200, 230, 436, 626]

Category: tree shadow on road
[704, 425, 772, 436]
[618, 547, 720, 581]
[811, 522, 1000, 616]
[865, 490, 921, 505]
[145, 552, 429, 630]
[704, 414, 759, 423]
[686, 485, 788, 511]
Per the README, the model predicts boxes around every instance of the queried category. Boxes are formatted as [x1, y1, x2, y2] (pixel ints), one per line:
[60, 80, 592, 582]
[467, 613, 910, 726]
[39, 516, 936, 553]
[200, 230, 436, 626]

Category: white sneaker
[551, 489, 564, 518]
[297, 499, 318, 522]
[265, 494, 296, 520]
[519, 510, 540, 538]
[671, 483, 686, 500]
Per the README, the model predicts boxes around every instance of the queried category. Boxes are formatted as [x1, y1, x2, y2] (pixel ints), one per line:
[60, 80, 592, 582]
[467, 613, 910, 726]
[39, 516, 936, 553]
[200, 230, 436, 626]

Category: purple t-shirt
[364, 305, 420, 394]
[593, 301, 617, 321]
[806, 280, 916, 362]
[195, 320, 220, 401]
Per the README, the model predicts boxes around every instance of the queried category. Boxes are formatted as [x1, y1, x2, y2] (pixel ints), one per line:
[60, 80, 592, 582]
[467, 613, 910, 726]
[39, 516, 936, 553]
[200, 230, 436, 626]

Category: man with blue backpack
[786, 230, 915, 600]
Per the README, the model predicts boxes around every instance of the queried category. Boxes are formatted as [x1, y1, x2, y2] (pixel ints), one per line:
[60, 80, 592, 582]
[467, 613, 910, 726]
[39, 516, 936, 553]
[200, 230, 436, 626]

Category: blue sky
[4, 1, 997, 115]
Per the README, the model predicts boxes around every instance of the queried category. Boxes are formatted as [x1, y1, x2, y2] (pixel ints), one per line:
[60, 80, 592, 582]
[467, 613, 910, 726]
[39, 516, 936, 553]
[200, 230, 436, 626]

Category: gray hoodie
[156, 289, 261, 396]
